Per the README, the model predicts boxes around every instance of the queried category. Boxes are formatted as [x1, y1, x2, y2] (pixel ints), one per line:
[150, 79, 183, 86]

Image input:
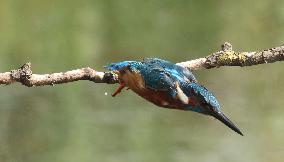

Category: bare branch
[0, 62, 119, 86]
[177, 42, 284, 70]
[0, 42, 283, 86]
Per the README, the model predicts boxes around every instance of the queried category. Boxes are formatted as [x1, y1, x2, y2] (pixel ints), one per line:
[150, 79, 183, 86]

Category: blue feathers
[143, 58, 197, 83]
[184, 83, 221, 111]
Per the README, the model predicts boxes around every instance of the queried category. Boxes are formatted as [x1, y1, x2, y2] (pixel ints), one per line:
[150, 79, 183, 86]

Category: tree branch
[177, 42, 284, 70]
[0, 42, 283, 86]
[0, 62, 119, 86]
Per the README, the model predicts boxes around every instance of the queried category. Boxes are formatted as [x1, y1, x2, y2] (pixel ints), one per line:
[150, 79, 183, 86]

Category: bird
[105, 58, 243, 136]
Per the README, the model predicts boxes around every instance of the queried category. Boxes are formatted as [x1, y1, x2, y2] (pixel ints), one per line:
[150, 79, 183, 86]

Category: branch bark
[0, 63, 118, 86]
[177, 42, 284, 70]
[0, 42, 283, 87]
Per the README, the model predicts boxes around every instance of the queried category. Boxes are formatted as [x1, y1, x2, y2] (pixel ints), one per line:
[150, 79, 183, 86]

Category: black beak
[211, 111, 244, 136]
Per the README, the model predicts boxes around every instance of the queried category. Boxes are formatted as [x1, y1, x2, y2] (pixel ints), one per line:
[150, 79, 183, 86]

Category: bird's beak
[211, 111, 244, 136]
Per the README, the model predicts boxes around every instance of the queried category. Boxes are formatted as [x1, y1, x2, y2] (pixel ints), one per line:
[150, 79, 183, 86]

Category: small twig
[0, 42, 283, 86]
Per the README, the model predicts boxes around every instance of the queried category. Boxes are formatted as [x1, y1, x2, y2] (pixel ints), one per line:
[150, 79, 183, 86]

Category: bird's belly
[136, 89, 186, 109]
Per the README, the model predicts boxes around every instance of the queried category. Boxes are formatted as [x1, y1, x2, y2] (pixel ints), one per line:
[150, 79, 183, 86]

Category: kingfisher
[105, 58, 243, 136]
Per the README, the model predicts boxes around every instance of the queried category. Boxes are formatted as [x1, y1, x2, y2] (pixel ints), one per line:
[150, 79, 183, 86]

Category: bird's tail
[211, 111, 244, 136]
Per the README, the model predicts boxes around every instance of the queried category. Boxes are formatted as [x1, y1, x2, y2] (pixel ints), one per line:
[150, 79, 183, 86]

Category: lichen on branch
[177, 42, 284, 70]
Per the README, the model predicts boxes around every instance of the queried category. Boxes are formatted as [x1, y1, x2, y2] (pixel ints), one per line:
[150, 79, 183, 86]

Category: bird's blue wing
[164, 66, 197, 83]
[182, 82, 221, 112]
[138, 63, 177, 97]
[143, 58, 197, 83]
[132, 62, 176, 96]
[140, 58, 198, 97]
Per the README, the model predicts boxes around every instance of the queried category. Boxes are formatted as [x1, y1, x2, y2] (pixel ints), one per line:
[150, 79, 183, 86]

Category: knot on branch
[221, 42, 233, 52]
[205, 42, 247, 68]
[11, 62, 33, 86]
[102, 72, 119, 84]
[83, 67, 118, 84]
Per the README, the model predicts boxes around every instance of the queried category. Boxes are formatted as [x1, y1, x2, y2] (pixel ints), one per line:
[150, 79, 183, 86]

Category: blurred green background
[0, 0, 284, 162]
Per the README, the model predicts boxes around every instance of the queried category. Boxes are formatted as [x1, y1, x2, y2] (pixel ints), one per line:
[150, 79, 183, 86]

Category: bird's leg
[112, 82, 126, 97]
